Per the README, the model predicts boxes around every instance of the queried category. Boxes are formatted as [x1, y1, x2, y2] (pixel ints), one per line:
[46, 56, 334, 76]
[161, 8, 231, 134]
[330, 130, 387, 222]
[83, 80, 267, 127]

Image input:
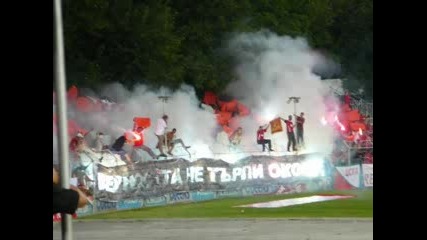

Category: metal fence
[55, 148, 335, 216]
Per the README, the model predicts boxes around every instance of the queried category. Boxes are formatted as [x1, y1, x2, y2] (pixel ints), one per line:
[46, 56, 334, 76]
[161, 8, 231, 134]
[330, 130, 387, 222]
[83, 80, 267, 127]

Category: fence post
[347, 147, 352, 166]
[54, 0, 73, 238]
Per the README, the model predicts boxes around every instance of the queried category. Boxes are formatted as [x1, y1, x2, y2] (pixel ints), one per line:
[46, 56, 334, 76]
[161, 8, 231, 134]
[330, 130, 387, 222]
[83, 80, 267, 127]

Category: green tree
[61, 0, 373, 99]
[328, 0, 373, 98]
[171, 0, 252, 92]
[63, 0, 184, 89]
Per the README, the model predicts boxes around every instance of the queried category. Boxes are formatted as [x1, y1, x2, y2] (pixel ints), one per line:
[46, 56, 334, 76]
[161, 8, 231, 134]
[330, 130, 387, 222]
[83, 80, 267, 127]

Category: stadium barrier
[333, 163, 373, 190]
[65, 153, 334, 217]
[56, 154, 372, 219]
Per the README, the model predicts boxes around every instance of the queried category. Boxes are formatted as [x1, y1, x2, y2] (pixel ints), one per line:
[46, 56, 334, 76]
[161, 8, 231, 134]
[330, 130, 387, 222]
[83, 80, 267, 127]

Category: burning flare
[334, 115, 346, 131]
[125, 130, 141, 141]
[321, 116, 327, 126]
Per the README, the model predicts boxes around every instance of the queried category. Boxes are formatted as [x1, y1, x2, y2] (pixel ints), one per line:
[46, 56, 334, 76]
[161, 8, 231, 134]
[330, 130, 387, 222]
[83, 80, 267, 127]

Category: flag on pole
[270, 118, 283, 134]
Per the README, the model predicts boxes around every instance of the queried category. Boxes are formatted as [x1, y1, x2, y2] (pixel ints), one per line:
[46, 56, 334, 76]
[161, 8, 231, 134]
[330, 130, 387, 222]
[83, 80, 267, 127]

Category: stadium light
[287, 97, 301, 116]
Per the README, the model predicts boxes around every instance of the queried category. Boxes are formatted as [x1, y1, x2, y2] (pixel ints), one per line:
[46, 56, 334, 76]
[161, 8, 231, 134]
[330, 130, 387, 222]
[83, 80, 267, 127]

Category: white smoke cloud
[224, 30, 338, 154]
[54, 84, 219, 160]
[53, 30, 340, 164]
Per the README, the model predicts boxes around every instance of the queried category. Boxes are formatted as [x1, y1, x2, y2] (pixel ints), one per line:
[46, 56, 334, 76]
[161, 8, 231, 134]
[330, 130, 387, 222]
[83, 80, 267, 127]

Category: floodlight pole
[287, 96, 300, 120]
[54, 0, 73, 239]
[158, 96, 170, 115]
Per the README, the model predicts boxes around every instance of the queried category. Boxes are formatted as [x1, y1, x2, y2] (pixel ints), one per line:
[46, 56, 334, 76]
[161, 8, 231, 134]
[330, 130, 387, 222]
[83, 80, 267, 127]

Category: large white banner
[97, 172, 122, 193]
[336, 165, 361, 188]
[362, 164, 373, 187]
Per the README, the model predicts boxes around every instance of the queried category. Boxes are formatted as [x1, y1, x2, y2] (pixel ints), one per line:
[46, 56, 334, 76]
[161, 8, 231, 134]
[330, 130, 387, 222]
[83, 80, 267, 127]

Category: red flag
[270, 118, 283, 134]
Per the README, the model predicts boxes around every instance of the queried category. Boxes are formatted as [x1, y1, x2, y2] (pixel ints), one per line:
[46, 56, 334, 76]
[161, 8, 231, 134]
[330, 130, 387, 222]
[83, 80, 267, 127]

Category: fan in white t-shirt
[154, 114, 168, 157]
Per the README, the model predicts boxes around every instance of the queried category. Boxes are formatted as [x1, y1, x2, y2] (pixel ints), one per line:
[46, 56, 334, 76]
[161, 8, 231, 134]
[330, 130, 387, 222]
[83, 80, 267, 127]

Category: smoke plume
[53, 30, 340, 164]
[223, 30, 338, 154]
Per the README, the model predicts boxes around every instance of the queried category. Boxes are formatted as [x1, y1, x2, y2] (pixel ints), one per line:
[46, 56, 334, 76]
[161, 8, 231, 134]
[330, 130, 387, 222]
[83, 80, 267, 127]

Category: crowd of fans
[66, 114, 196, 190]
[61, 89, 373, 195]
[54, 86, 373, 217]
[329, 90, 373, 166]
